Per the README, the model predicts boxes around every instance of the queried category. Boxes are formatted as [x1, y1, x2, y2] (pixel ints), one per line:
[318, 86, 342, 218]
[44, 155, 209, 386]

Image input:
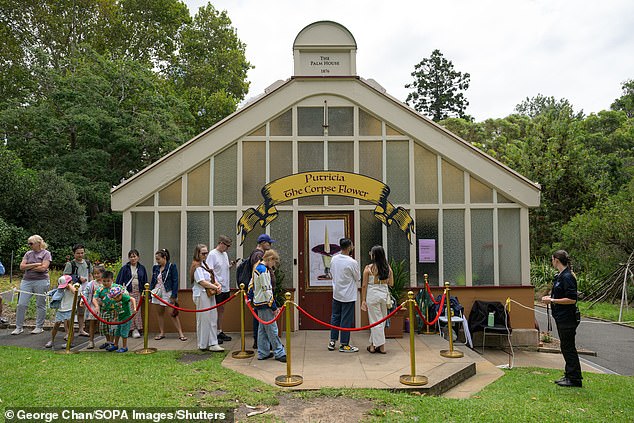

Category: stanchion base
[399, 374, 428, 386]
[421, 329, 437, 335]
[135, 348, 157, 355]
[440, 349, 464, 358]
[232, 350, 255, 359]
[56, 349, 79, 355]
[275, 375, 303, 387]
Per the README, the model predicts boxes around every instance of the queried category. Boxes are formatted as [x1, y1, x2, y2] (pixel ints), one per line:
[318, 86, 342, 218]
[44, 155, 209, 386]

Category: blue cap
[257, 234, 275, 244]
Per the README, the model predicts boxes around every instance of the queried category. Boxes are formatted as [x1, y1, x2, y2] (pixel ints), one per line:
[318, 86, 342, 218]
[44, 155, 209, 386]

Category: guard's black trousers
[556, 322, 582, 381]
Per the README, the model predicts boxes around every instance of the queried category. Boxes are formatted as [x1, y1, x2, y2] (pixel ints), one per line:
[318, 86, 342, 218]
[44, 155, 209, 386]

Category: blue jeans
[256, 307, 285, 359]
[330, 299, 355, 345]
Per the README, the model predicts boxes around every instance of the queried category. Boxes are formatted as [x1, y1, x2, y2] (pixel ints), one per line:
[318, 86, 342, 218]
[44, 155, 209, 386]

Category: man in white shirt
[328, 238, 360, 353]
[206, 235, 234, 343]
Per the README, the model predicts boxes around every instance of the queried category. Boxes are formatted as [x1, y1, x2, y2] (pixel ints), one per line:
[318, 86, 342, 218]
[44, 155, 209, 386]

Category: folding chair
[468, 300, 512, 355]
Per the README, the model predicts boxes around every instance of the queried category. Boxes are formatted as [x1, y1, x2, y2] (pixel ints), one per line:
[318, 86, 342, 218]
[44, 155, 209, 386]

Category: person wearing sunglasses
[13, 235, 51, 335]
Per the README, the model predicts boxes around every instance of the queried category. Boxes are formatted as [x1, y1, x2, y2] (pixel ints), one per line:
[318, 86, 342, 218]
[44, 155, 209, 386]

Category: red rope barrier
[414, 293, 446, 326]
[244, 295, 285, 325]
[426, 281, 440, 305]
[150, 290, 238, 312]
[295, 302, 404, 331]
[81, 294, 143, 325]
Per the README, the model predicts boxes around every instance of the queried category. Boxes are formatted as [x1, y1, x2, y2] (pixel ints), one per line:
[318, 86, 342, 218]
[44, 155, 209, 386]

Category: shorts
[151, 286, 173, 306]
[114, 320, 132, 338]
[215, 291, 230, 304]
[55, 310, 71, 322]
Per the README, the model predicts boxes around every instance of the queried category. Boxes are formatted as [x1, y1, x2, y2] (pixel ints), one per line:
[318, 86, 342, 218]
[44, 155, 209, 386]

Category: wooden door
[298, 211, 354, 329]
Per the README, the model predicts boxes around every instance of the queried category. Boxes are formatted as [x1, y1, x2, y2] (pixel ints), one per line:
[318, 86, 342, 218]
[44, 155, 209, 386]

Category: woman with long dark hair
[360, 245, 393, 354]
[542, 250, 582, 387]
[115, 249, 148, 338]
[150, 248, 186, 341]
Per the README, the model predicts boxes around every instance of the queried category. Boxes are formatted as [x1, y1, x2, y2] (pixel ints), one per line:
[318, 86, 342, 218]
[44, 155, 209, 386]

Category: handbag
[386, 290, 394, 309]
[205, 287, 215, 298]
[151, 286, 162, 297]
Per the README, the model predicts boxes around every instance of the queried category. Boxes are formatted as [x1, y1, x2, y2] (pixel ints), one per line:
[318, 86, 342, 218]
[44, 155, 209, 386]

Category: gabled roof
[111, 77, 540, 211]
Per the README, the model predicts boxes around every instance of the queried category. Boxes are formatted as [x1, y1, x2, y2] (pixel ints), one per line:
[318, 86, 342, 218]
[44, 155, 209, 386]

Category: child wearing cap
[108, 285, 136, 353]
[93, 270, 122, 350]
[45, 275, 77, 348]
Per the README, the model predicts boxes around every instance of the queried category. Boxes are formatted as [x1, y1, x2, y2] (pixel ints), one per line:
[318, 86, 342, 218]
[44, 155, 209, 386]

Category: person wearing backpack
[63, 244, 93, 337]
[244, 234, 275, 349]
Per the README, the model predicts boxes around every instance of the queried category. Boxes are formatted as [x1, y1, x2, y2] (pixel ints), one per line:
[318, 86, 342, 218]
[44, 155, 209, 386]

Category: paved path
[534, 305, 634, 376]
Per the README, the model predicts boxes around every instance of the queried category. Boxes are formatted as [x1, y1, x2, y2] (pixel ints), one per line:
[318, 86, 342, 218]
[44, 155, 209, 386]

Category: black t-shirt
[551, 267, 578, 325]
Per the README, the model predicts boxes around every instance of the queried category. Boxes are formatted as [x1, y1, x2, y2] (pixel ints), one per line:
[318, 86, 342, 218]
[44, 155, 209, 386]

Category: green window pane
[270, 109, 292, 136]
[158, 212, 181, 284]
[359, 109, 381, 136]
[442, 160, 464, 204]
[242, 141, 266, 205]
[470, 177, 493, 203]
[270, 141, 293, 182]
[214, 144, 237, 205]
[499, 209, 521, 285]
[359, 210, 383, 270]
[298, 107, 324, 136]
[443, 209, 465, 286]
[159, 178, 181, 206]
[414, 143, 438, 204]
[415, 210, 439, 286]
[131, 212, 154, 269]
[386, 140, 409, 204]
[187, 161, 210, 206]
[328, 141, 354, 205]
[298, 142, 324, 205]
[328, 107, 353, 136]
[471, 209, 494, 286]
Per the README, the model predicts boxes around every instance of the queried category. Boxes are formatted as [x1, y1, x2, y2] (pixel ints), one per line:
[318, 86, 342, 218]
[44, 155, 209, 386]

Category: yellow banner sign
[237, 171, 415, 244]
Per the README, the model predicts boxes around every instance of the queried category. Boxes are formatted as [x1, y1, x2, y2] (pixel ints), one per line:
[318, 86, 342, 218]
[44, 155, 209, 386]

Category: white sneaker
[45, 340, 53, 348]
[132, 329, 141, 338]
[31, 328, 44, 334]
[208, 344, 225, 352]
[11, 328, 23, 335]
[87, 341, 95, 349]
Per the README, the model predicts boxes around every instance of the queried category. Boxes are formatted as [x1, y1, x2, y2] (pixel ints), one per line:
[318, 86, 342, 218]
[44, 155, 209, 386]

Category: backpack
[432, 295, 464, 318]
[70, 259, 92, 279]
[236, 251, 258, 286]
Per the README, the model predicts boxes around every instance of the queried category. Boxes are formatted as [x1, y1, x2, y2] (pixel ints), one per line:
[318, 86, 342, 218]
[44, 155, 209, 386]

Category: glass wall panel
[249, 125, 265, 136]
[415, 210, 439, 286]
[498, 192, 513, 203]
[359, 141, 382, 181]
[158, 212, 181, 283]
[137, 196, 154, 207]
[414, 143, 438, 204]
[499, 209, 521, 285]
[386, 140, 409, 204]
[359, 109, 381, 136]
[470, 177, 493, 203]
[443, 209, 465, 286]
[328, 141, 354, 205]
[131, 212, 154, 269]
[187, 161, 210, 206]
[269, 211, 293, 289]
[213, 144, 237, 205]
[298, 107, 323, 136]
[159, 178, 181, 206]
[270, 141, 293, 182]
[359, 210, 382, 271]
[298, 142, 324, 205]
[242, 141, 266, 205]
[442, 160, 464, 204]
[270, 109, 292, 136]
[187, 212, 209, 284]
[471, 209, 494, 285]
[386, 125, 402, 136]
[387, 222, 410, 283]
[328, 107, 353, 136]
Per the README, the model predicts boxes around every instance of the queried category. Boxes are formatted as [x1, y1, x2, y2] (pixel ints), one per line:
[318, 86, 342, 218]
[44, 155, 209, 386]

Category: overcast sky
[184, 0, 634, 121]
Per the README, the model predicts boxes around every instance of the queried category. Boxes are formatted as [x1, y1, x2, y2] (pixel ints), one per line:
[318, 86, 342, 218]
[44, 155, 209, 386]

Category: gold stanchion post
[232, 283, 254, 359]
[440, 281, 463, 358]
[57, 283, 80, 355]
[275, 292, 302, 387]
[136, 283, 157, 354]
[422, 274, 436, 335]
[400, 291, 428, 386]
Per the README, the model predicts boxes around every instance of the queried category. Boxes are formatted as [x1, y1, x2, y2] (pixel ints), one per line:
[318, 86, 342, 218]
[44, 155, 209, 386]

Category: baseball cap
[57, 275, 72, 289]
[257, 234, 275, 244]
[108, 286, 123, 299]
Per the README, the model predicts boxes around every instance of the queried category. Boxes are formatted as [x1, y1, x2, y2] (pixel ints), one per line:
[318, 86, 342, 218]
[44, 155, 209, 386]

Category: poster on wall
[308, 218, 345, 287]
[419, 239, 436, 263]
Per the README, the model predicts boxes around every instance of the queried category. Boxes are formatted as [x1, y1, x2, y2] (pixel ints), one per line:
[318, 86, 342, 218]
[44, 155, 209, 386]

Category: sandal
[154, 335, 165, 340]
[377, 347, 386, 354]
[366, 345, 376, 354]
[179, 336, 188, 341]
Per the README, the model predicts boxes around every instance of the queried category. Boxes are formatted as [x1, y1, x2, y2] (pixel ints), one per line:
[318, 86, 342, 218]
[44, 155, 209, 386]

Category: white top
[193, 267, 211, 298]
[206, 249, 230, 293]
[330, 253, 360, 303]
[59, 288, 75, 312]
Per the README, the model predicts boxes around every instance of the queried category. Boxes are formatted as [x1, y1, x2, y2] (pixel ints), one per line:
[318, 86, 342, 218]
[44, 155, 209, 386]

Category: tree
[611, 79, 634, 118]
[168, 4, 252, 132]
[405, 49, 470, 121]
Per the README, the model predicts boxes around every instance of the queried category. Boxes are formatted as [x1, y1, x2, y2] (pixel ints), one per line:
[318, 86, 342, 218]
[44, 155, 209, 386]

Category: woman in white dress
[360, 245, 393, 354]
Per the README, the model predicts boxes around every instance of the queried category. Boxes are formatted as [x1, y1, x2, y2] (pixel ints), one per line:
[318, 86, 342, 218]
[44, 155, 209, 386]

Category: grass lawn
[578, 300, 634, 327]
[1, 347, 632, 422]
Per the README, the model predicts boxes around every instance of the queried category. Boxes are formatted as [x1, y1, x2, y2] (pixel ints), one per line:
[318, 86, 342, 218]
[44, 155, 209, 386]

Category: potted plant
[385, 258, 410, 338]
